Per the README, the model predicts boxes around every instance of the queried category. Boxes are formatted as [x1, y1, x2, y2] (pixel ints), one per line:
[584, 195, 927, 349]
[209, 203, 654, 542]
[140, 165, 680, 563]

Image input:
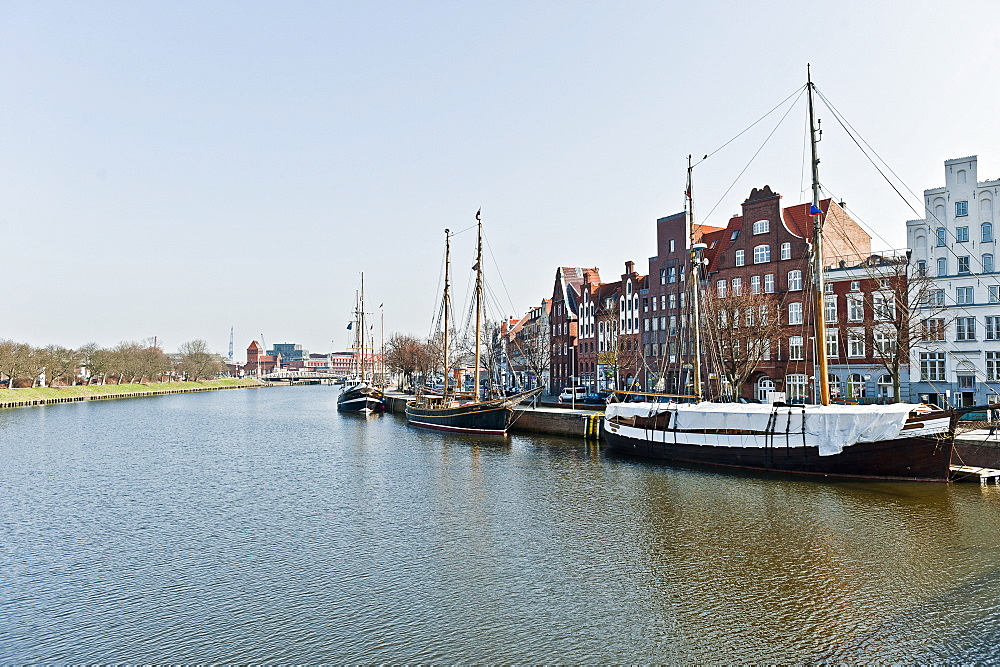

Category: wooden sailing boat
[405, 212, 543, 434]
[602, 69, 956, 481]
[337, 273, 385, 413]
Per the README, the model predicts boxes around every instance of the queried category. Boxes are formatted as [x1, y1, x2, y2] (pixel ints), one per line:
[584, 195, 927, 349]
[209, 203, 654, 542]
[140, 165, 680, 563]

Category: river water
[1, 385, 999, 662]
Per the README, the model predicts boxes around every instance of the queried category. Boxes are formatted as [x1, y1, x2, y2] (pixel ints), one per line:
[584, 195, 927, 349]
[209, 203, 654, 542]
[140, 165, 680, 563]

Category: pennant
[809, 204, 824, 216]
[476, 208, 481, 221]
[347, 322, 353, 330]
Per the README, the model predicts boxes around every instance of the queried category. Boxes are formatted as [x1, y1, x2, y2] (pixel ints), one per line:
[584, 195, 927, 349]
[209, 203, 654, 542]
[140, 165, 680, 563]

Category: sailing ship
[602, 70, 957, 481]
[337, 273, 386, 413]
[405, 212, 543, 434]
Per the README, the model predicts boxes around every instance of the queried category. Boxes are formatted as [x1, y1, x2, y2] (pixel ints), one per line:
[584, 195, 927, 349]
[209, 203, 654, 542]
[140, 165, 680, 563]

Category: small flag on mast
[809, 204, 824, 216]
[347, 322, 353, 330]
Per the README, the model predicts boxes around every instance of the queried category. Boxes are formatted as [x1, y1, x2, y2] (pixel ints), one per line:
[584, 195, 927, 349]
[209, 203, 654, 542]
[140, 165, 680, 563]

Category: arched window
[848, 373, 866, 398]
[983, 222, 994, 243]
[877, 374, 894, 398]
[984, 254, 995, 273]
[756, 376, 775, 402]
[938, 257, 948, 276]
[936, 227, 947, 246]
[752, 219, 770, 234]
[916, 260, 927, 276]
[753, 244, 771, 263]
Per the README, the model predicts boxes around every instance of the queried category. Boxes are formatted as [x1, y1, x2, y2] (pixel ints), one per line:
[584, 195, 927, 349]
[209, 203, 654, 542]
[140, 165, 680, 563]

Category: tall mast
[442, 229, 452, 400]
[360, 272, 366, 382]
[473, 210, 484, 402]
[808, 65, 831, 406]
[686, 156, 704, 401]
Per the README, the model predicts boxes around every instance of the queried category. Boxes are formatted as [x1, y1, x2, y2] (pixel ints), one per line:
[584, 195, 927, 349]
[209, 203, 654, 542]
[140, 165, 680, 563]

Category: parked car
[578, 392, 608, 405]
[558, 386, 588, 403]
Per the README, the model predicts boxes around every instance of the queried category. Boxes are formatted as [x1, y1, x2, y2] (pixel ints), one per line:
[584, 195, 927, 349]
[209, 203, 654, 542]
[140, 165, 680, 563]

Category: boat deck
[950, 465, 1000, 484]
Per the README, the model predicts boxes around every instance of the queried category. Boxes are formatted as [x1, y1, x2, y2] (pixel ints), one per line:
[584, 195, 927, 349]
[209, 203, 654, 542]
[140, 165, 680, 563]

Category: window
[958, 256, 971, 274]
[789, 336, 804, 360]
[850, 280, 861, 292]
[956, 200, 969, 217]
[826, 329, 839, 357]
[668, 267, 677, 283]
[873, 329, 897, 356]
[988, 352, 1000, 381]
[717, 280, 727, 297]
[788, 302, 803, 325]
[847, 374, 866, 398]
[660, 268, 666, 285]
[668, 294, 677, 309]
[957, 286, 974, 305]
[668, 316, 677, 337]
[788, 270, 803, 291]
[919, 352, 946, 382]
[753, 244, 771, 263]
[877, 375, 895, 399]
[764, 274, 775, 293]
[916, 260, 927, 276]
[923, 318, 945, 341]
[936, 227, 947, 246]
[643, 298, 649, 313]
[732, 277, 743, 296]
[987, 316, 1000, 341]
[991, 286, 1000, 304]
[825, 295, 838, 322]
[745, 307, 755, 327]
[829, 374, 842, 398]
[751, 275, 761, 294]
[786, 374, 809, 402]
[735, 249, 745, 266]
[984, 222, 994, 243]
[669, 239, 675, 253]
[848, 329, 865, 357]
[825, 283, 834, 293]
[985, 254, 994, 273]
[643, 318, 650, 332]
[873, 293, 895, 321]
[937, 257, 948, 276]
[780, 242, 792, 260]
[956, 316, 976, 341]
[752, 219, 770, 234]
[928, 289, 945, 306]
[756, 376, 775, 402]
[730, 229, 740, 241]
[957, 226, 970, 242]
[651, 296, 658, 311]
[680, 263, 685, 282]
[759, 304, 769, 324]
[847, 294, 864, 322]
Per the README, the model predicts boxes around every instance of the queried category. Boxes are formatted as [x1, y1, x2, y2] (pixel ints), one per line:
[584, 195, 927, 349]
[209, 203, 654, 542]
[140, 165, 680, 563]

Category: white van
[559, 386, 588, 403]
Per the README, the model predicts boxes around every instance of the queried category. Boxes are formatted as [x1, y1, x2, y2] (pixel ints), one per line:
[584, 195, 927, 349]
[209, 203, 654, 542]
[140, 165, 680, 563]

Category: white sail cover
[605, 402, 917, 456]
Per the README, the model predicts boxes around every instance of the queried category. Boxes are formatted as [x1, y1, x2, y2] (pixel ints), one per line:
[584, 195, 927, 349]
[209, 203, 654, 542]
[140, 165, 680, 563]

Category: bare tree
[700, 287, 785, 401]
[0, 340, 33, 388]
[507, 322, 551, 390]
[36, 345, 80, 386]
[385, 333, 425, 390]
[865, 255, 952, 400]
[178, 339, 222, 380]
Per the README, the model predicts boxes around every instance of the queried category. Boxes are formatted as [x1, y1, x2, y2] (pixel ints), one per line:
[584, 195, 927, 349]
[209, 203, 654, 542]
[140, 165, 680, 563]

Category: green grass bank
[0, 378, 266, 408]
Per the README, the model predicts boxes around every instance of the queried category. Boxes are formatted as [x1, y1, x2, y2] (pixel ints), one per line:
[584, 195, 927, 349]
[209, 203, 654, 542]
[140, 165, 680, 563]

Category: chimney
[625, 260, 635, 275]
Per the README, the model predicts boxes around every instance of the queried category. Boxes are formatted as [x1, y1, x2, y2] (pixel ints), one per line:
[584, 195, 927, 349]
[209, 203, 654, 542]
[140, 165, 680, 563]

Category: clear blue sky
[2, 1, 998, 359]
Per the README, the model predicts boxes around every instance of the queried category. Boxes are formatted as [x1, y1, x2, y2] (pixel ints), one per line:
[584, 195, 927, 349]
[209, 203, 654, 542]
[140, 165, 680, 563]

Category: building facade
[906, 155, 1000, 407]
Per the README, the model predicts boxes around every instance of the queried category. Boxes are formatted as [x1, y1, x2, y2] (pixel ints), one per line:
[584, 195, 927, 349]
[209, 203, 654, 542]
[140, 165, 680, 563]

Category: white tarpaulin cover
[605, 402, 916, 456]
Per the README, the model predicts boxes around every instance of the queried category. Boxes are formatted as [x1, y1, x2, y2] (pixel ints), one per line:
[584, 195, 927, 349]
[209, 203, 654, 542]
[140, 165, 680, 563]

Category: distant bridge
[260, 370, 344, 382]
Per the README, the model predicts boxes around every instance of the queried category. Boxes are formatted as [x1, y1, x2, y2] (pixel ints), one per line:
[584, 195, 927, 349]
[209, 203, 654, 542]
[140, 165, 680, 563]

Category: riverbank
[0, 378, 266, 408]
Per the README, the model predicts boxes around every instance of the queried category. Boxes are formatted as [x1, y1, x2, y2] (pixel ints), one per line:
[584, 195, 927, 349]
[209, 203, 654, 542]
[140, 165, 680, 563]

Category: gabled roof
[783, 198, 833, 238]
[247, 340, 262, 350]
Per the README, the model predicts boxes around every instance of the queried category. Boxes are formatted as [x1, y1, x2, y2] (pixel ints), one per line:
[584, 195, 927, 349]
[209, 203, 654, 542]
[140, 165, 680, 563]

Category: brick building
[548, 267, 595, 394]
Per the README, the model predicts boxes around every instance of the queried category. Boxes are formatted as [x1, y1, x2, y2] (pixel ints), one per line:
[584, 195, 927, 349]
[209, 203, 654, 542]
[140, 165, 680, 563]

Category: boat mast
[442, 229, 451, 401]
[360, 272, 366, 383]
[807, 65, 831, 406]
[686, 156, 704, 402]
[473, 210, 484, 402]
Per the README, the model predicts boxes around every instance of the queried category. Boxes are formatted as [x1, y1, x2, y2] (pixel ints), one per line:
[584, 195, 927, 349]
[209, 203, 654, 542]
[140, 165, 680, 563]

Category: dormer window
[730, 229, 740, 241]
[752, 219, 770, 235]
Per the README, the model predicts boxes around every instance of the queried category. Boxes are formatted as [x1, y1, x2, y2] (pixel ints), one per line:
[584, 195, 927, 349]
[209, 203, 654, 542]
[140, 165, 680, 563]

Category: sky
[3, 1, 1000, 360]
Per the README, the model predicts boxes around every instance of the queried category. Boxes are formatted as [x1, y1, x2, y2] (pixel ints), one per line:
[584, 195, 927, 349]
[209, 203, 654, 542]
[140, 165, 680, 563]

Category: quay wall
[0, 381, 269, 409]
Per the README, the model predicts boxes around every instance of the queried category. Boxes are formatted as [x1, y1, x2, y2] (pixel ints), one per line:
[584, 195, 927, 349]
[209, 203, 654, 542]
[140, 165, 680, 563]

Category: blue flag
[347, 322, 353, 330]
[809, 204, 824, 216]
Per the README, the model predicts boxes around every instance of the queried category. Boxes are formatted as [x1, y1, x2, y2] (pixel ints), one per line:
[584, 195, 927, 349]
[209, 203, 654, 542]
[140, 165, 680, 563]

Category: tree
[385, 333, 424, 390]
[137, 339, 171, 383]
[863, 254, 952, 401]
[700, 287, 785, 401]
[178, 339, 222, 380]
[36, 345, 80, 386]
[507, 320, 551, 390]
[0, 340, 32, 388]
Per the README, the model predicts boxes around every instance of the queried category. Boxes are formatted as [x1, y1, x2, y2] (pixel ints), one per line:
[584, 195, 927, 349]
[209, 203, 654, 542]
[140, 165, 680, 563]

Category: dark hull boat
[405, 387, 543, 435]
[337, 383, 385, 413]
[603, 402, 955, 482]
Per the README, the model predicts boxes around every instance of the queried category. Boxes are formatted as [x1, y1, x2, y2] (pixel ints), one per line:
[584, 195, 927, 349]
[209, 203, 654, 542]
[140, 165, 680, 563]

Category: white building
[906, 155, 1000, 408]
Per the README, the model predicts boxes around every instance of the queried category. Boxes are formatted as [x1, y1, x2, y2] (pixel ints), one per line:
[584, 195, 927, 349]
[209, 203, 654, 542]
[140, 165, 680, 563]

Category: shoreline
[0, 379, 269, 409]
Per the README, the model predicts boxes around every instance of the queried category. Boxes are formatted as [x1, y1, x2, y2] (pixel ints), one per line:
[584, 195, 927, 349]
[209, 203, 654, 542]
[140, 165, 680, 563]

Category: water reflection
[0, 386, 997, 662]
